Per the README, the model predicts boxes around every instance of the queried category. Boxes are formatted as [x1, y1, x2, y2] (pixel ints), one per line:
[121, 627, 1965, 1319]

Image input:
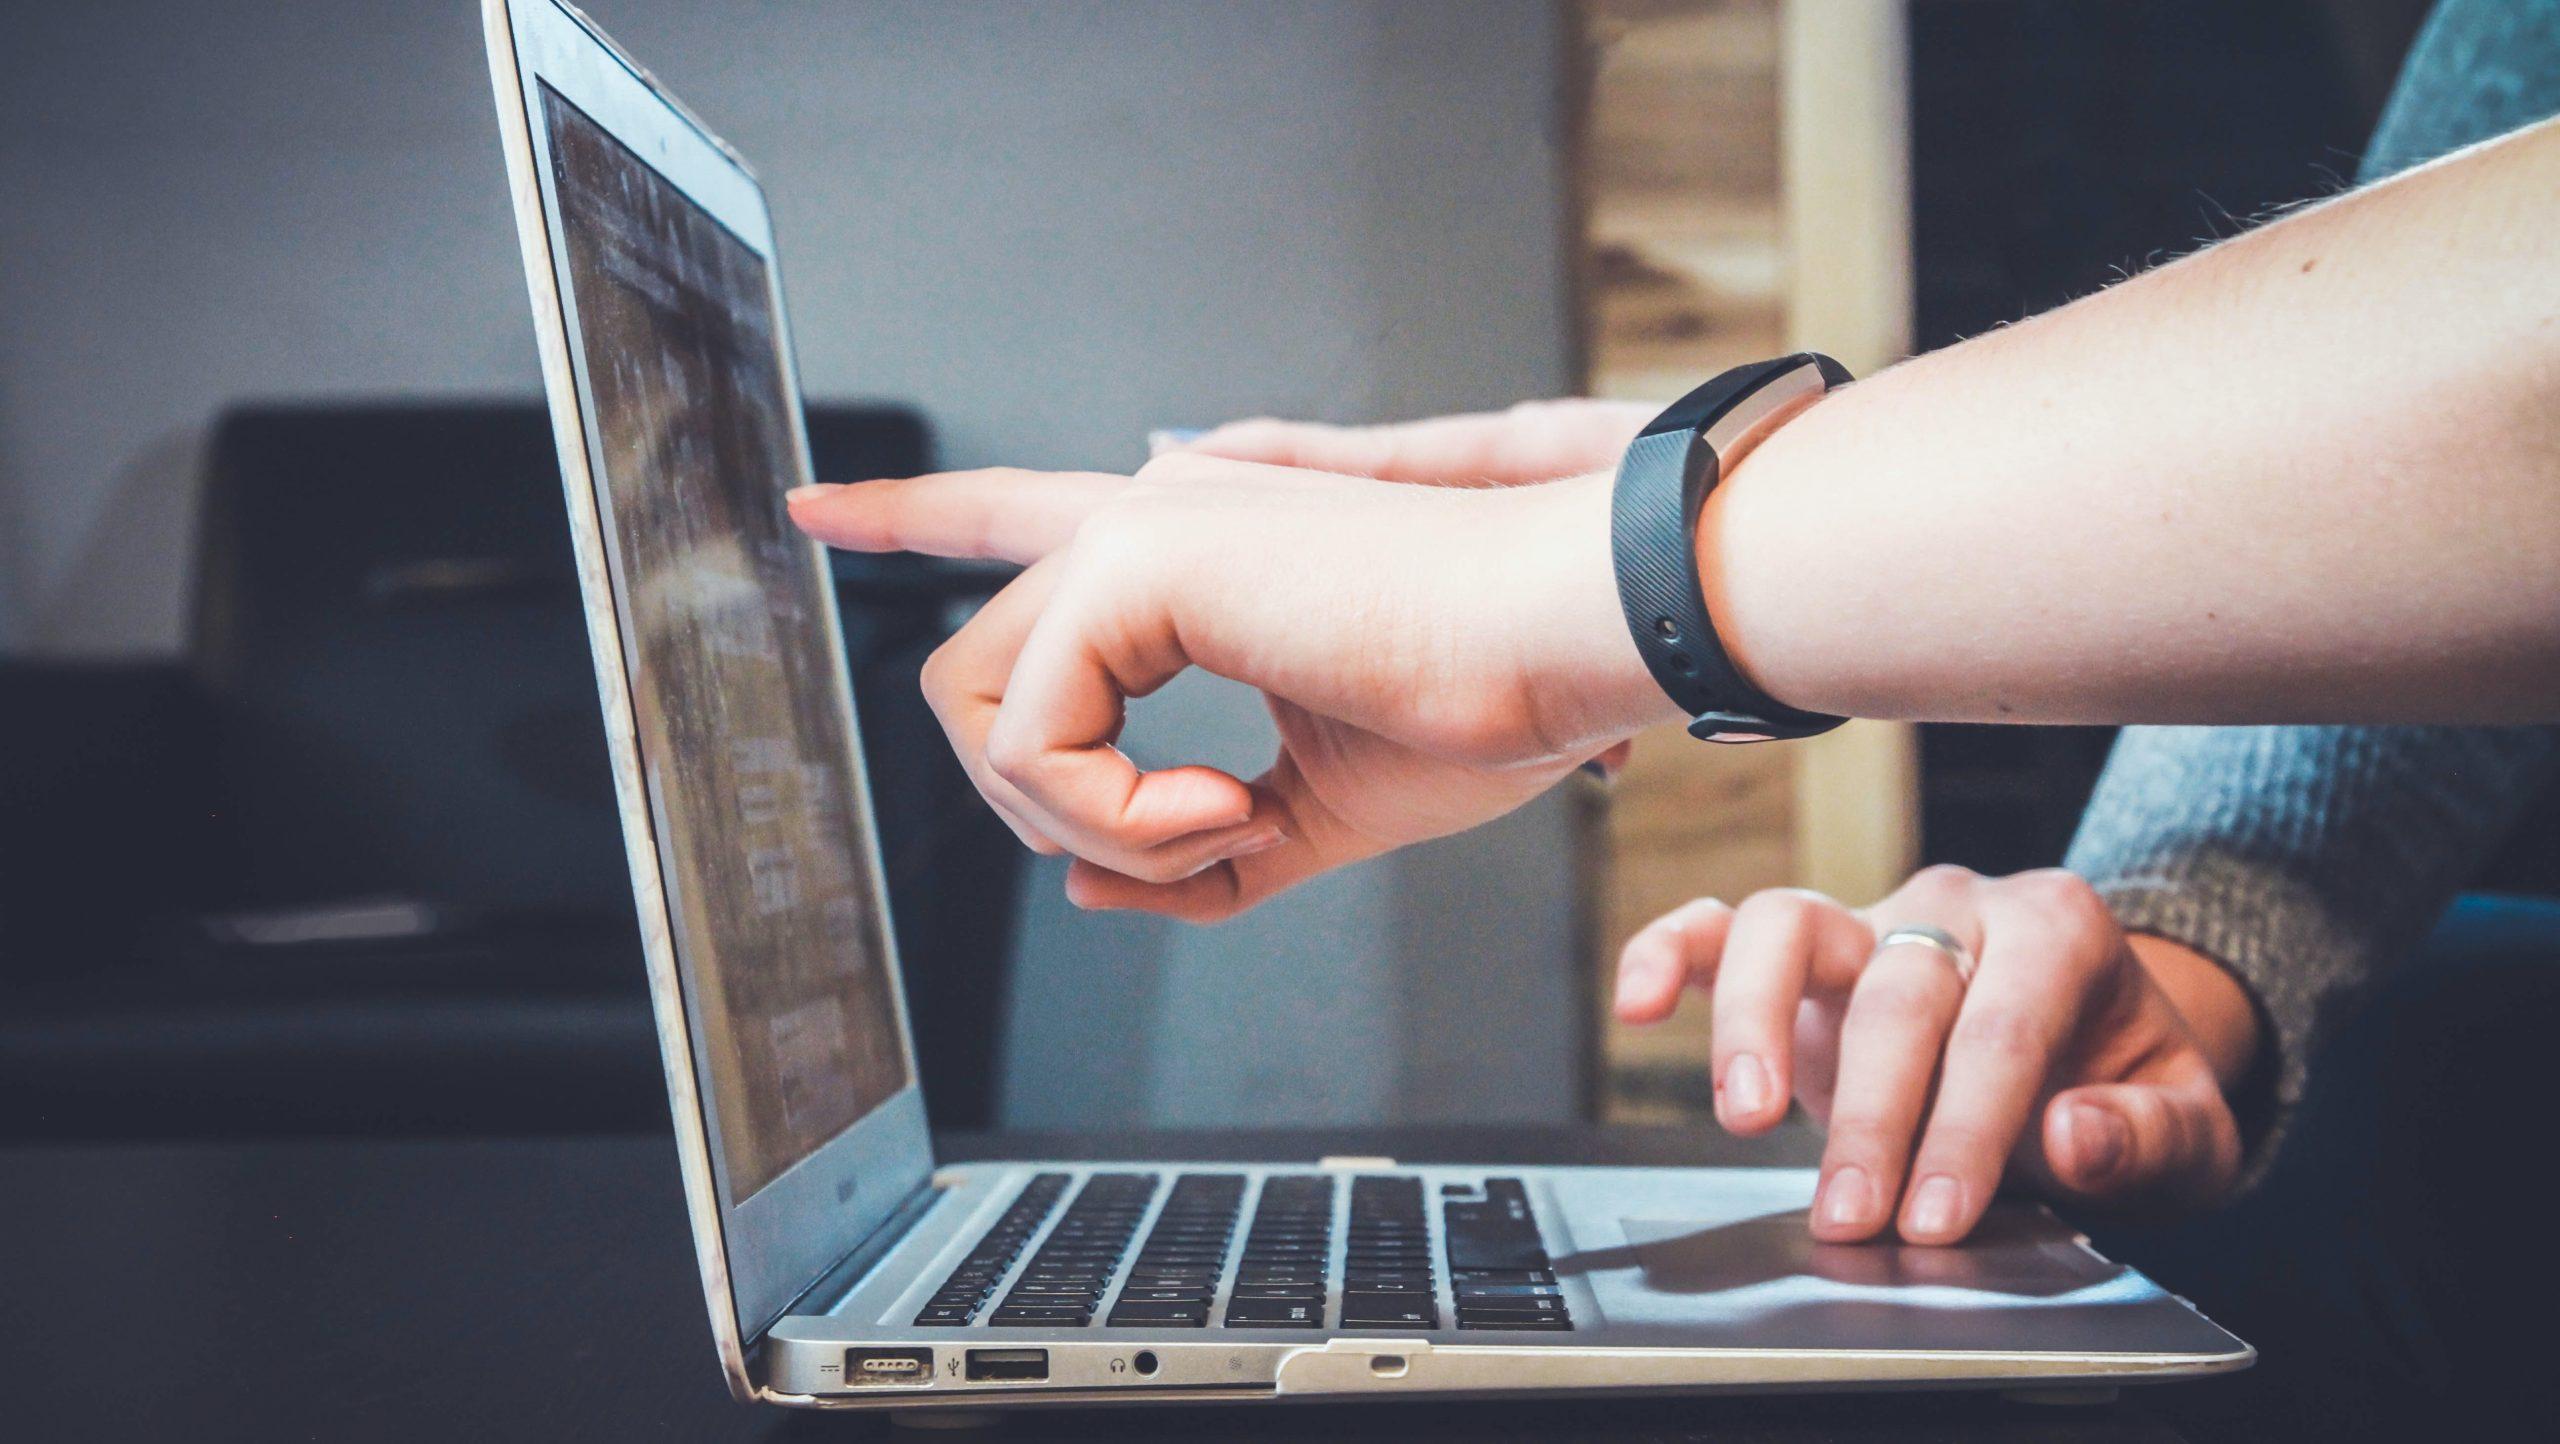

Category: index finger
[1185, 403, 1646, 487]
[786, 468, 1131, 563]
[1710, 890, 1873, 1134]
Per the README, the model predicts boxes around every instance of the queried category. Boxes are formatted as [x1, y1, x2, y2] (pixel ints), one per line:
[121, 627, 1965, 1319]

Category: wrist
[1503, 473, 1687, 753]
[1689, 393, 1838, 720]
[2128, 932, 2263, 1093]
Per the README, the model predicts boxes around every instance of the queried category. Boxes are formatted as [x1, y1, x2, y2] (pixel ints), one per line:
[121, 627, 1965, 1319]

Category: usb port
[964, 1348, 1049, 1382]
[845, 1349, 933, 1386]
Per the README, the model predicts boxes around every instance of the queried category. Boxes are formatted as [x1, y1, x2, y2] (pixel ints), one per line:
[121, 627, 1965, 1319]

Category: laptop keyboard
[1342, 1175, 1437, 1328]
[913, 1171, 1572, 1333]
[911, 1170, 1071, 1326]
[1222, 1173, 1333, 1327]
[1447, 1178, 1574, 1330]
[987, 1171, 1155, 1326]
[1107, 1172, 1247, 1327]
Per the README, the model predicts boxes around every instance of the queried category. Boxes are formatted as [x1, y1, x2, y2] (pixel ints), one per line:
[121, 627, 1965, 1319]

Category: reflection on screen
[543, 87, 908, 1203]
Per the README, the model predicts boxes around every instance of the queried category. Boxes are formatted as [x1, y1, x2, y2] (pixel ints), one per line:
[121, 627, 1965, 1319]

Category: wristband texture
[1609, 353, 1852, 742]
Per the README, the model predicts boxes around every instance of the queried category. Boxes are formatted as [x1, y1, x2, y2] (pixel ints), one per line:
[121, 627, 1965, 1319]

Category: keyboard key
[1337, 1276, 1432, 1294]
[1455, 1295, 1567, 1319]
[1454, 1282, 1563, 1300]
[1451, 1268, 1554, 1286]
[1443, 1206, 1548, 1272]
[1341, 1299, 1439, 1329]
[1225, 1297, 1324, 1327]
[1106, 1300, 1210, 1326]
[1341, 1259, 1443, 1280]
[1444, 1178, 1548, 1241]
[1457, 1314, 1572, 1331]
[1228, 1283, 1324, 1301]
[991, 1304, 1091, 1325]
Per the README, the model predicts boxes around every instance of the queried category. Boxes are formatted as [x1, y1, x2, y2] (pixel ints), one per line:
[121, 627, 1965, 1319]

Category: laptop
[481, 0, 2251, 1411]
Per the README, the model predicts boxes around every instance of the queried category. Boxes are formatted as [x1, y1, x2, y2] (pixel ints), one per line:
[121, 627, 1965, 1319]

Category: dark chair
[189, 404, 631, 926]
[0, 401, 1019, 1137]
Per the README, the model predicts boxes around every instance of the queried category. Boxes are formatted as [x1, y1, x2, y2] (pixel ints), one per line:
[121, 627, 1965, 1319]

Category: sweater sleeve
[2065, 725, 2560, 1173]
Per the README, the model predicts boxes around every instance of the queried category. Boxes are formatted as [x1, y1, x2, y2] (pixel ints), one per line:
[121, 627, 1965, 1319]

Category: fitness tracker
[1610, 352, 1853, 743]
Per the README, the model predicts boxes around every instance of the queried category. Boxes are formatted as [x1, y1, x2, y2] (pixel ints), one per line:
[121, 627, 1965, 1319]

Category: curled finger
[1612, 897, 1736, 1024]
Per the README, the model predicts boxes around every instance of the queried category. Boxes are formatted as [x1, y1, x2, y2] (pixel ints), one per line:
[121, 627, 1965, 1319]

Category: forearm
[1705, 114, 2560, 726]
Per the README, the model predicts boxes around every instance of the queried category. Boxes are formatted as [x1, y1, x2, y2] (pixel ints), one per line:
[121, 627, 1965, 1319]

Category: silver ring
[1872, 925, 1976, 984]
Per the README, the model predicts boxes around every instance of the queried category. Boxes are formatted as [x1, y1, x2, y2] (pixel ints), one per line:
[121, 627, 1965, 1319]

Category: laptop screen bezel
[485, 0, 934, 1363]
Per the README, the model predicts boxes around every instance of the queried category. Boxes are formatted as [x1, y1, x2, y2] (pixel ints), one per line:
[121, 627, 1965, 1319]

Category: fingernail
[1817, 1165, 1874, 1229]
[1607, 957, 1669, 1013]
[1609, 968, 1636, 1013]
[2068, 1102, 2128, 1180]
[1719, 1053, 1770, 1120]
[1146, 427, 1207, 457]
[784, 483, 839, 503]
[1610, 959, 1654, 1014]
[1907, 1174, 1963, 1239]
[1225, 827, 1288, 860]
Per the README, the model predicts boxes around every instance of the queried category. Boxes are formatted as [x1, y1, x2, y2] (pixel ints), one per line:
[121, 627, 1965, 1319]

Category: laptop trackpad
[1620, 1209, 2114, 1298]
[1563, 1204, 2164, 1352]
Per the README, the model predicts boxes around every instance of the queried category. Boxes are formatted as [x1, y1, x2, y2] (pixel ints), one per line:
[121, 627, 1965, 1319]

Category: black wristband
[1609, 353, 1852, 743]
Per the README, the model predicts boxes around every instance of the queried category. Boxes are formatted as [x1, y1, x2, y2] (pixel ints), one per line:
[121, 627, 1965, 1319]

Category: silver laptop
[482, 0, 2251, 1412]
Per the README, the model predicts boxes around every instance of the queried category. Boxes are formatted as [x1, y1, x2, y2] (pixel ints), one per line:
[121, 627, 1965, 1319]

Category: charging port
[844, 1349, 933, 1386]
[964, 1348, 1049, 1382]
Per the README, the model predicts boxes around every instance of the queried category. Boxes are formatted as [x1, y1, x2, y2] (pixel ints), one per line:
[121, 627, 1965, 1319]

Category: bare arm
[1711, 113, 2560, 726]
[789, 116, 2560, 923]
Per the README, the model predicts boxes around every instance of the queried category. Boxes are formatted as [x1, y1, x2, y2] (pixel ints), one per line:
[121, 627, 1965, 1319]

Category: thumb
[2042, 1072, 2240, 1208]
[1060, 757, 1375, 923]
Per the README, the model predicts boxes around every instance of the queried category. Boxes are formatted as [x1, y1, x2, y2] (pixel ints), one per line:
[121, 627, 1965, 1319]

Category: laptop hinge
[764, 1175, 946, 1327]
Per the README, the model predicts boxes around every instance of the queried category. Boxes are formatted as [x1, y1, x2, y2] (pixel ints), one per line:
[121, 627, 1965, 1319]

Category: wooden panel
[1573, 0, 1918, 1120]
[1782, 1, 1919, 910]
[1580, 0, 1788, 402]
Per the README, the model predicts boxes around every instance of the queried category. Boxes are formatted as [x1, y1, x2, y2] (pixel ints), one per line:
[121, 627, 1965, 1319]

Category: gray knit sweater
[2063, 0, 2560, 1166]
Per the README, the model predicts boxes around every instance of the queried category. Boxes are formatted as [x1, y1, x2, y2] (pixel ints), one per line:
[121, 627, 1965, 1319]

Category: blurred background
[0, 0, 2460, 1146]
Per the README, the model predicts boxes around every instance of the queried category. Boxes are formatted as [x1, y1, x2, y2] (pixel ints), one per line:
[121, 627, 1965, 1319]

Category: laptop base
[753, 1159, 2250, 1410]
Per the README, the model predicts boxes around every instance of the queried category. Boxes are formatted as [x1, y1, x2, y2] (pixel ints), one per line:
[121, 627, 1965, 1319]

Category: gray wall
[0, 0, 1587, 1126]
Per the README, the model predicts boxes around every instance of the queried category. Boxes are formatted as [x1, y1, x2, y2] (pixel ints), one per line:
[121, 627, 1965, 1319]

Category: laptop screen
[542, 86, 911, 1204]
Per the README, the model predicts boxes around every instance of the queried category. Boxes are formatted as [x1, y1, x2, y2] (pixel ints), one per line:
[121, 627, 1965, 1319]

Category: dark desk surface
[0, 1125, 2187, 1443]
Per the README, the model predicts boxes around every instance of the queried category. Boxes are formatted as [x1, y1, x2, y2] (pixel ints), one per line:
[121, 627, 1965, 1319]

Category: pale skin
[789, 115, 2560, 1242]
